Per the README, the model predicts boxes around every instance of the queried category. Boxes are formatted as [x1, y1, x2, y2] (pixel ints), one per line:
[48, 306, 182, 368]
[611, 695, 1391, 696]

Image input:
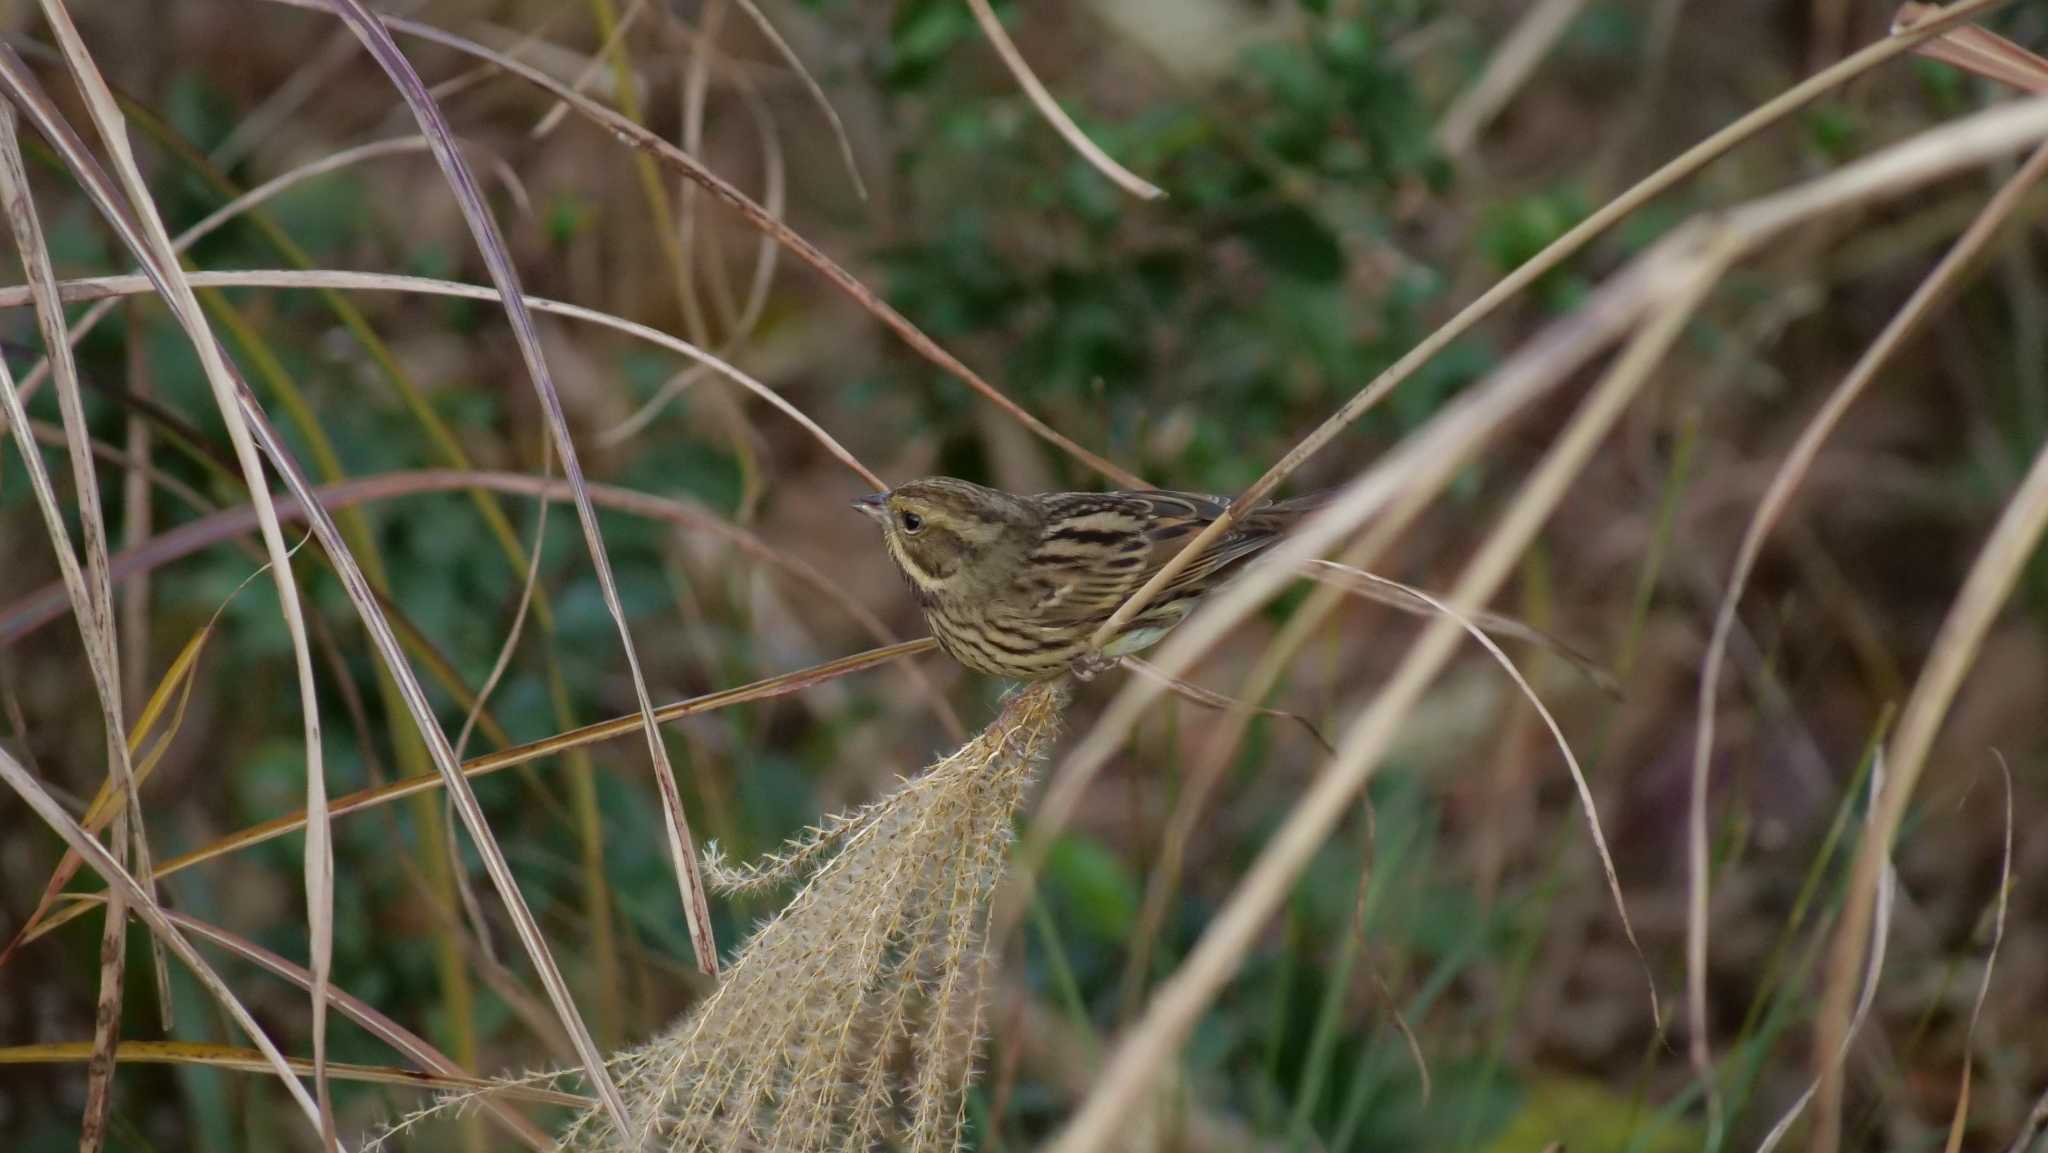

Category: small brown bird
[854, 476, 1319, 680]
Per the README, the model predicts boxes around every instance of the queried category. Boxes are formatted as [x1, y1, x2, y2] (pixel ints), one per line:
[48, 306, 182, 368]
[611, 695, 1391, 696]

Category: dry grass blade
[1690, 132, 2048, 1114]
[1942, 755, 2013, 1153]
[79, 849, 125, 1153]
[0, 267, 882, 490]
[1897, 2, 2048, 92]
[100, 298, 153, 1151]
[1044, 244, 1727, 1153]
[1078, 0, 2013, 657]
[0, 24, 613, 1136]
[320, 0, 720, 988]
[0, 110, 119, 748]
[24, 8, 340, 1141]
[455, 452, 553, 766]
[1118, 657, 1333, 754]
[1020, 229, 1676, 975]
[1752, 755, 1896, 1153]
[0, 744, 322, 1126]
[149, 640, 940, 883]
[530, 0, 647, 138]
[1034, 98, 2048, 1045]
[0, 132, 446, 409]
[963, 0, 1162, 200]
[51, 894, 558, 1150]
[0, 1040, 589, 1106]
[1115, 269, 1667, 1016]
[1435, 0, 1591, 155]
[1813, 436, 2048, 1153]
[2005, 1088, 2048, 1153]
[446, 441, 553, 965]
[0, 462, 958, 735]
[1311, 560, 1659, 1030]
[5, 540, 298, 961]
[601, 45, 787, 447]
[728, 0, 867, 200]
[0, 96, 153, 1145]
[1300, 559, 1620, 695]
[268, 0, 1144, 489]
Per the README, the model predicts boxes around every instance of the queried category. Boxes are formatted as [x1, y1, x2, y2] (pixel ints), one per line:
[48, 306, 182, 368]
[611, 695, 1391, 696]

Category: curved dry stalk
[1300, 560, 1619, 695]
[601, 37, 788, 446]
[1942, 755, 2013, 1153]
[0, 267, 881, 489]
[1080, 0, 2013, 658]
[1688, 136, 2048, 1105]
[1812, 436, 2048, 1153]
[1311, 560, 1659, 1031]
[454, 446, 554, 764]
[266, 0, 1145, 488]
[963, 0, 1162, 201]
[728, 0, 867, 200]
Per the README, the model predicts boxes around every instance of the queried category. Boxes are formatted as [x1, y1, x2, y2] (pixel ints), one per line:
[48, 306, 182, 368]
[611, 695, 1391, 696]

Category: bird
[853, 476, 1320, 681]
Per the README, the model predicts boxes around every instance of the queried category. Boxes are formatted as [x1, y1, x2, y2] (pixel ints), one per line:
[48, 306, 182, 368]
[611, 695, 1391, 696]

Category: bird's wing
[1019, 490, 1294, 629]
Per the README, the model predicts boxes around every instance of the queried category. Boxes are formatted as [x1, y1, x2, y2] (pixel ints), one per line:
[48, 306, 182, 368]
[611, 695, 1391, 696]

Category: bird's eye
[899, 510, 924, 535]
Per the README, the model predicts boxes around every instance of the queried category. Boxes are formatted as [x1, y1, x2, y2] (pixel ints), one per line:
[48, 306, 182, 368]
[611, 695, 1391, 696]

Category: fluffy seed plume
[538, 678, 1067, 1152]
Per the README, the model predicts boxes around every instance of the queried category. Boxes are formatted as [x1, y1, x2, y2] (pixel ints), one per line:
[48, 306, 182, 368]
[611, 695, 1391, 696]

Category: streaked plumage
[854, 476, 1317, 680]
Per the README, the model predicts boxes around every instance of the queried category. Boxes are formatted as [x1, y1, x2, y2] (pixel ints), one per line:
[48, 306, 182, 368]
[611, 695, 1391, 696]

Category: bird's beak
[852, 491, 889, 522]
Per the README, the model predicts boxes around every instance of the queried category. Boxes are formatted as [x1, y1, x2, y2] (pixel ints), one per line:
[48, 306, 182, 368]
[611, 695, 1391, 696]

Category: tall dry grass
[0, 1, 2045, 1152]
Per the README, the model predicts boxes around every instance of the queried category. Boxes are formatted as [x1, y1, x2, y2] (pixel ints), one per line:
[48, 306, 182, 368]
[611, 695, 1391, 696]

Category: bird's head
[854, 477, 1035, 596]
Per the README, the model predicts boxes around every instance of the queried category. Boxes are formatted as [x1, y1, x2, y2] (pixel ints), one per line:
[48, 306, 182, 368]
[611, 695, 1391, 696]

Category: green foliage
[875, 2, 1477, 492]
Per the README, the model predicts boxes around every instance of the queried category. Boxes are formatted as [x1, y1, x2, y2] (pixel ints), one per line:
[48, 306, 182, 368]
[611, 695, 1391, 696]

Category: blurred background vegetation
[1, 0, 2046, 1150]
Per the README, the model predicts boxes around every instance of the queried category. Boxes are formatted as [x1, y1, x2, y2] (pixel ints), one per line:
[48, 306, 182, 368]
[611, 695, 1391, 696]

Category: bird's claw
[1068, 651, 1116, 681]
